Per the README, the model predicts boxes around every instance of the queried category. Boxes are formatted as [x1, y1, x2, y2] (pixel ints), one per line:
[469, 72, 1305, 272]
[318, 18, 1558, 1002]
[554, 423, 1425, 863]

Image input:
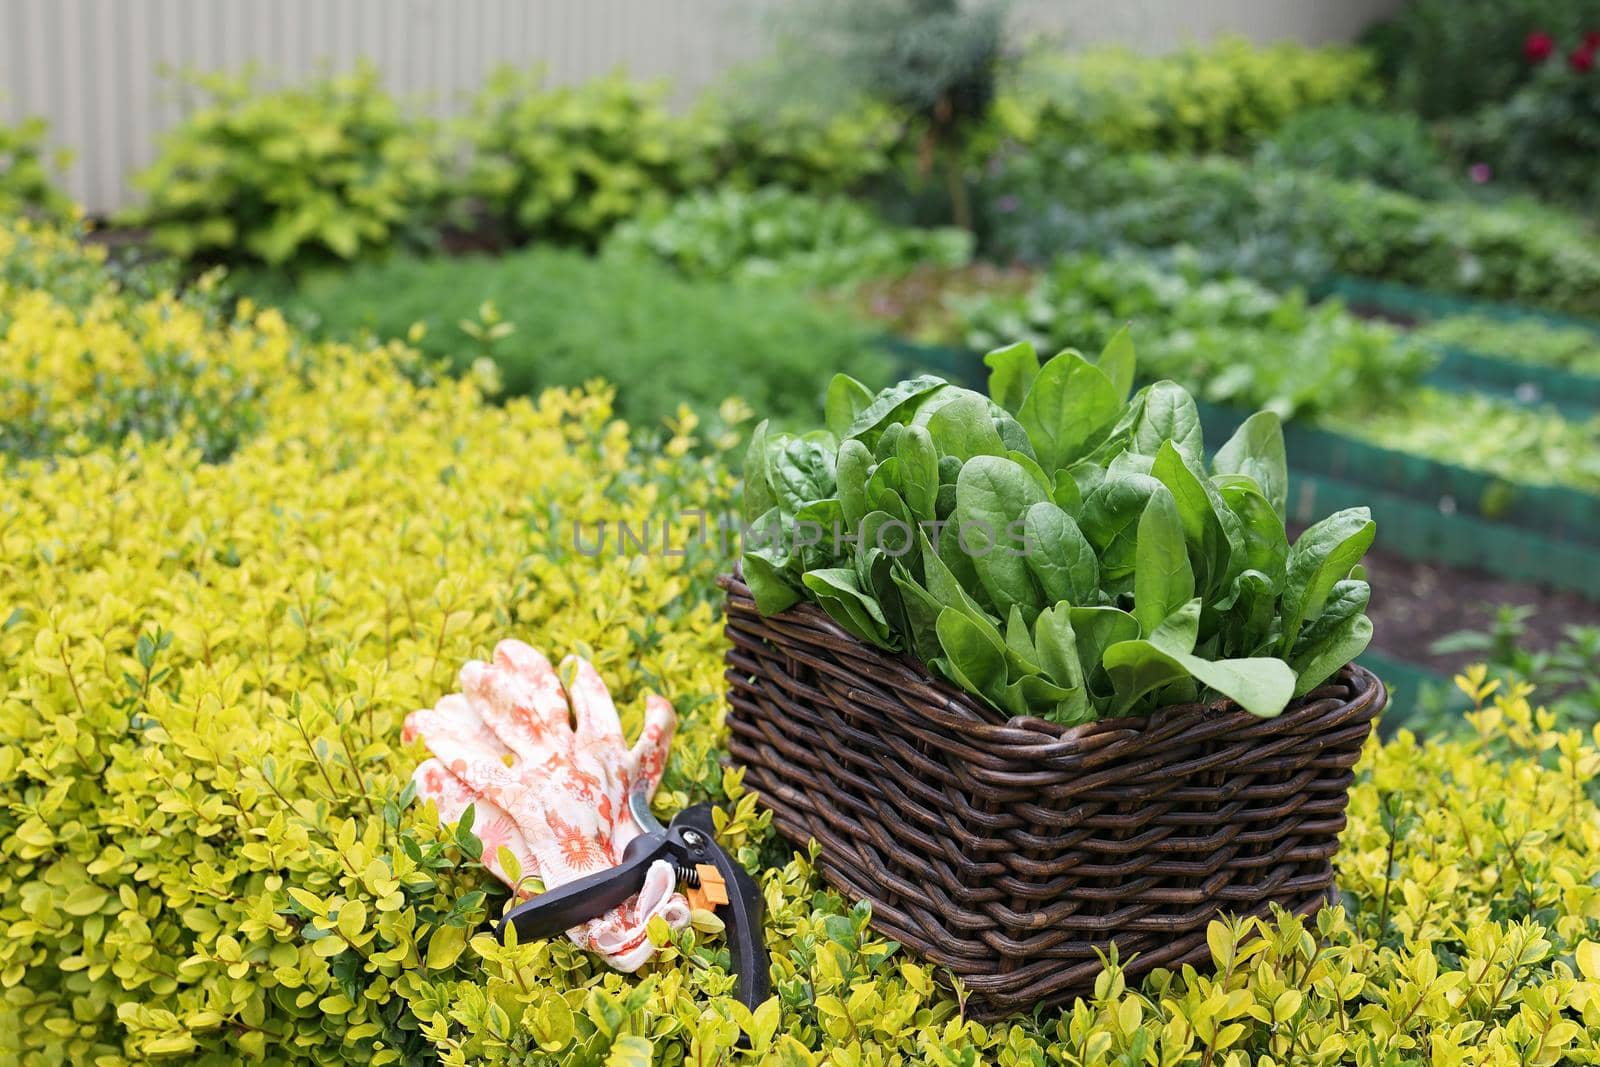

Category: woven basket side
[720, 574, 1384, 1018]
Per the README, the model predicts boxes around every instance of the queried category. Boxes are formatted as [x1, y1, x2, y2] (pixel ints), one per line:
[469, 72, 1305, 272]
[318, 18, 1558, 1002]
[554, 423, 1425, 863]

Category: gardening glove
[403, 639, 689, 971]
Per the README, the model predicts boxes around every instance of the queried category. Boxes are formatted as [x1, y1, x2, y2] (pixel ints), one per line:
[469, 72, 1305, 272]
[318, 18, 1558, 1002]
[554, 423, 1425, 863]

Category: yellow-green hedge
[997, 36, 1378, 155]
[5, 222, 1600, 1065]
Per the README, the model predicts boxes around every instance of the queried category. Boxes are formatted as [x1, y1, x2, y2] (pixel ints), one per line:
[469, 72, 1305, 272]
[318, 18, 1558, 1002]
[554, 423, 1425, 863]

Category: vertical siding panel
[1, 0, 1405, 212]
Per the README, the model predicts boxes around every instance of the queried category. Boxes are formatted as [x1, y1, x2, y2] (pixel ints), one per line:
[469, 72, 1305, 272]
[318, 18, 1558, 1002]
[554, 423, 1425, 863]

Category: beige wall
[1, 0, 1403, 214]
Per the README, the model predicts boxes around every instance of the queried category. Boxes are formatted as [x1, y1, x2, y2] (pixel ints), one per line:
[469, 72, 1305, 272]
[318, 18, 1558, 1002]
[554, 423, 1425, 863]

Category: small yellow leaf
[1577, 940, 1600, 981]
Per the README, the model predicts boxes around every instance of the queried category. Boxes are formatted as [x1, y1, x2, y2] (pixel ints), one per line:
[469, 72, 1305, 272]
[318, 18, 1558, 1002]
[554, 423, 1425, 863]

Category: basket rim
[720, 571, 1383, 754]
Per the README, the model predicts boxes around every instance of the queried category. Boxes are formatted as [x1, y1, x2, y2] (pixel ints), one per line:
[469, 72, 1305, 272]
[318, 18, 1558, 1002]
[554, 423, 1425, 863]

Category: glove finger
[404, 693, 508, 758]
[464, 645, 571, 761]
[582, 860, 691, 973]
[412, 759, 540, 892]
[626, 693, 677, 799]
[495, 640, 576, 737]
[562, 656, 625, 747]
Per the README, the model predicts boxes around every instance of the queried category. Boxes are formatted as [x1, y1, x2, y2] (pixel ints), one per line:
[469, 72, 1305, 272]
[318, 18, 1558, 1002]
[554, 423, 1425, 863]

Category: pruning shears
[494, 783, 771, 1012]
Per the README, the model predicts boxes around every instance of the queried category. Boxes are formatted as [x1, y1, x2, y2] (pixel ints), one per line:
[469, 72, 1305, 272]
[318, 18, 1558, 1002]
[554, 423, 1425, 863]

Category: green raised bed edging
[1422, 345, 1600, 419]
[1281, 467, 1600, 600]
[1319, 275, 1600, 336]
[1192, 399, 1600, 553]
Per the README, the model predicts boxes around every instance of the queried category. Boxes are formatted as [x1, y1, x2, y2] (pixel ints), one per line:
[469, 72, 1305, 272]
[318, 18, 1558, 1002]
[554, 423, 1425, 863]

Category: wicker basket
[719, 573, 1385, 1019]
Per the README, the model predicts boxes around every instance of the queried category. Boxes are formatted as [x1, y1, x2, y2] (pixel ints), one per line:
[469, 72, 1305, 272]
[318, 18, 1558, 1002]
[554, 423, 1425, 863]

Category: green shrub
[602, 185, 971, 289]
[0, 114, 71, 218]
[957, 252, 1434, 419]
[0, 218, 274, 463]
[9, 218, 1600, 1064]
[461, 68, 711, 247]
[1417, 313, 1600, 375]
[246, 248, 886, 429]
[1366, 0, 1600, 116]
[700, 93, 901, 194]
[1255, 104, 1456, 198]
[741, 338, 1375, 722]
[984, 148, 1600, 318]
[125, 66, 445, 268]
[997, 36, 1377, 155]
[1446, 32, 1600, 211]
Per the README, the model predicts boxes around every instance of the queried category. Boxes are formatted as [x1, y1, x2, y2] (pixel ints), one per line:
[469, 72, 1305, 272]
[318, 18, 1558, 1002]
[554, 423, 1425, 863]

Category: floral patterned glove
[403, 639, 690, 971]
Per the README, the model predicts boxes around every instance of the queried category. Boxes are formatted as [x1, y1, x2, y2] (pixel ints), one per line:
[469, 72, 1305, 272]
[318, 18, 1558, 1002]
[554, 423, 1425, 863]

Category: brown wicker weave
[719, 573, 1385, 1019]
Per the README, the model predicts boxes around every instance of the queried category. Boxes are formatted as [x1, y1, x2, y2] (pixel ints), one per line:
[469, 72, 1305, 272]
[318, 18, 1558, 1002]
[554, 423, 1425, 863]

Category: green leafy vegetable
[740, 338, 1375, 723]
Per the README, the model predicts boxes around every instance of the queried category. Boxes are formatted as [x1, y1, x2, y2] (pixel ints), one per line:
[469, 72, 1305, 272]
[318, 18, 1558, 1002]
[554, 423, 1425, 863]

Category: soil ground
[1354, 536, 1599, 676]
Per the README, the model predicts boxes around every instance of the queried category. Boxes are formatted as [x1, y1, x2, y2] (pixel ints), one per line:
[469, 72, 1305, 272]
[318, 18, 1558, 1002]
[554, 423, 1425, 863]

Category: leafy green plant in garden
[1320, 386, 1600, 494]
[0, 114, 71, 218]
[1365, 0, 1600, 116]
[1255, 104, 1455, 198]
[241, 247, 885, 429]
[742, 337, 1375, 722]
[602, 185, 971, 289]
[996, 36, 1376, 155]
[984, 147, 1600, 318]
[1447, 27, 1600, 211]
[461, 68, 710, 247]
[1417, 313, 1600, 375]
[699, 90, 901, 195]
[125, 65, 444, 268]
[957, 252, 1434, 418]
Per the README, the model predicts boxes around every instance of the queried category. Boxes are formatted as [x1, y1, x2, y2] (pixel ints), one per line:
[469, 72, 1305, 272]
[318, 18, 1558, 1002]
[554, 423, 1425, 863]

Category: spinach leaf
[847, 375, 947, 442]
[741, 419, 777, 522]
[1022, 501, 1100, 607]
[1096, 325, 1136, 403]
[933, 606, 1009, 705]
[1131, 380, 1203, 464]
[955, 455, 1047, 619]
[984, 341, 1041, 413]
[1288, 579, 1372, 695]
[1214, 411, 1288, 519]
[802, 567, 892, 648]
[1106, 600, 1296, 717]
[1280, 507, 1376, 653]
[1080, 473, 1162, 586]
[835, 439, 872, 528]
[826, 373, 874, 440]
[1017, 350, 1121, 471]
[897, 424, 939, 522]
[924, 391, 1007, 461]
[1133, 488, 1194, 636]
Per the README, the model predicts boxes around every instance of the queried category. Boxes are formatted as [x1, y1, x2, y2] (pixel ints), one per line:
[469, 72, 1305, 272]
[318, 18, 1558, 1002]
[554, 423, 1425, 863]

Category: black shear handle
[494, 832, 664, 943]
[674, 805, 771, 1013]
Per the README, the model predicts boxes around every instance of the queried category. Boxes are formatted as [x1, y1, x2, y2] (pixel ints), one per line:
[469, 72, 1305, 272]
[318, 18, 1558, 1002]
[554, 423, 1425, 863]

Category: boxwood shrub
[7, 221, 1600, 1063]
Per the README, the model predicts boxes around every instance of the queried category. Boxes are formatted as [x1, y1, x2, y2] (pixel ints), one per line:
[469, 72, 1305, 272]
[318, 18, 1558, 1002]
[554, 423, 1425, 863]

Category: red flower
[1573, 44, 1596, 73]
[1524, 30, 1555, 62]
[1585, 30, 1600, 48]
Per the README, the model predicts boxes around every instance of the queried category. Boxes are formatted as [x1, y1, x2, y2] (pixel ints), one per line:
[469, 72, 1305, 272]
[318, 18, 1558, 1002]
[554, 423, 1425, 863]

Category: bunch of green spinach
[740, 336, 1375, 724]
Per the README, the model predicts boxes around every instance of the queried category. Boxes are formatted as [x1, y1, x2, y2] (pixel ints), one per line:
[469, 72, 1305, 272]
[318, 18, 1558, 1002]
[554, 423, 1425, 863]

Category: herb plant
[741, 337, 1375, 723]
